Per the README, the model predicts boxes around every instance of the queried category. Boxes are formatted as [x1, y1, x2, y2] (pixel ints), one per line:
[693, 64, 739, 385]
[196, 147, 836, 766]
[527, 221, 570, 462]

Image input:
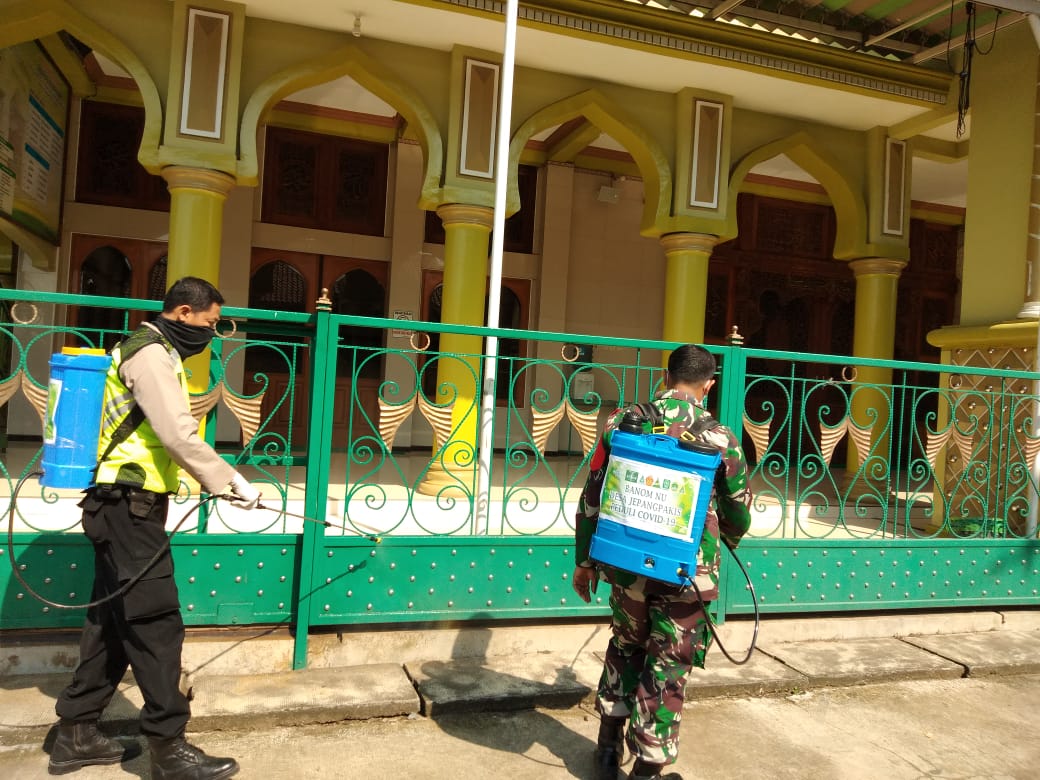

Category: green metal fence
[2, 288, 1039, 669]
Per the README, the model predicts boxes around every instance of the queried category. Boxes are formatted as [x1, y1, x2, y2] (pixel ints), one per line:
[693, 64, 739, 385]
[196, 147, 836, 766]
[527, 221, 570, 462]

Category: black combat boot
[148, 737, 239, 780]
[47, 720, 130, 775]
[594, 715, 627, 780]
[629, 759, 683, 780]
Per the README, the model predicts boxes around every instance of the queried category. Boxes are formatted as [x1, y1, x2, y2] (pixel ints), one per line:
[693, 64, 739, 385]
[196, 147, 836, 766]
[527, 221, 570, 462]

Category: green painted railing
[1, 288, 1039, 668]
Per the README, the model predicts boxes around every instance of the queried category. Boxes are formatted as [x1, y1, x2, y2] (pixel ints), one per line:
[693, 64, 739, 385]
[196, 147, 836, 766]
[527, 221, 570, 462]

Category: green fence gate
[2, 289, 1038, 669]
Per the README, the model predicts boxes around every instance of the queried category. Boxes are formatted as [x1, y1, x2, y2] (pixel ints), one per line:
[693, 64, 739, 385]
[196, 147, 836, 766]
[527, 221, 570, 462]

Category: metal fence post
[292, 293, 336, 669]
[716, 328, 747, 623]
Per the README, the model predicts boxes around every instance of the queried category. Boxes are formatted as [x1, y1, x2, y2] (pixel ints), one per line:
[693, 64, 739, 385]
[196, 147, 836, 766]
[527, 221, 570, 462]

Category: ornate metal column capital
[848, 257, 907, 277]
[160, 165, 236, 197]
[436, 203, 494, 231]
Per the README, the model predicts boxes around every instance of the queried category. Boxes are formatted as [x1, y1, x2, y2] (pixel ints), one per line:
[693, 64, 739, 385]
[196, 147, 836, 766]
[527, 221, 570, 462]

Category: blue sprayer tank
[590, 412, 722, 586]
[41, 348, 111, 489]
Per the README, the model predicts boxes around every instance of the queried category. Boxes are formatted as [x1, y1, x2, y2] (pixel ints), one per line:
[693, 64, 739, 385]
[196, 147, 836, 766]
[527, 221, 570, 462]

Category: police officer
[48, 277, 260, 779]
[572, 344, 752, 780]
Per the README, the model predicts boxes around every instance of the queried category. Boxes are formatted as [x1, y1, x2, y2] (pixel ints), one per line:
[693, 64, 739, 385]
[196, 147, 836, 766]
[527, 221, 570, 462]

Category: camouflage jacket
[574, 388, 752, 601]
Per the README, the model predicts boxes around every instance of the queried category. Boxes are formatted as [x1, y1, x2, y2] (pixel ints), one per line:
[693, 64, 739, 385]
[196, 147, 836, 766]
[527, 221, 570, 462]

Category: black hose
[7, 474, 382, 610]
[6, 470, 218, 610]
[679, 538, 760, 665]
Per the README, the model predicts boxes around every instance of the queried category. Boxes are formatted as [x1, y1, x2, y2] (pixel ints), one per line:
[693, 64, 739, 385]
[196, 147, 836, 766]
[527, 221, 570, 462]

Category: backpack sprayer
[6, 347, 380, 611]
[589, 406, 760, 664]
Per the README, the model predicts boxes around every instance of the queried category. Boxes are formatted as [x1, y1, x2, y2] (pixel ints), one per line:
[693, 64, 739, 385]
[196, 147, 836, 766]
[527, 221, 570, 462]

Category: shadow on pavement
[421, 622, 601, 779]
[1, 533, 145, 777]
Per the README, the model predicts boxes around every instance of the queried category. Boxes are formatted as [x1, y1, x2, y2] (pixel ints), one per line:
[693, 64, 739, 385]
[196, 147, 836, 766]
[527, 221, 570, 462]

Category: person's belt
[92, 483, 167, 500]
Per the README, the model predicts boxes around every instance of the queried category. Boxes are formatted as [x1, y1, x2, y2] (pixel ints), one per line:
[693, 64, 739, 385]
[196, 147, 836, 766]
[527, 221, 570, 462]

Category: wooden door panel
[320, 257, 387, 445]
[67, 234, 168, 348]
[245, 251, 387, 450]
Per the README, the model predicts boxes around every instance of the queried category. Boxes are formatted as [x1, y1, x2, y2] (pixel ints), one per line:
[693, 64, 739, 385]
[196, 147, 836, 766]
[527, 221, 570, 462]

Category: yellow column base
[417, 204, 492, 497]
[416, 441, 478, 498]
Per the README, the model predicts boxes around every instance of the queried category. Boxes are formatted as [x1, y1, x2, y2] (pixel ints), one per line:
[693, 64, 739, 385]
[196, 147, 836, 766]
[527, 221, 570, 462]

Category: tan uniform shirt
[119, 324, 236, 495]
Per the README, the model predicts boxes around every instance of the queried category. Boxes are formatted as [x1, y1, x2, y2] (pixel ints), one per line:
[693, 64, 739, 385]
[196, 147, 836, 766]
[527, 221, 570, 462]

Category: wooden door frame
[67, 234, 169, 343]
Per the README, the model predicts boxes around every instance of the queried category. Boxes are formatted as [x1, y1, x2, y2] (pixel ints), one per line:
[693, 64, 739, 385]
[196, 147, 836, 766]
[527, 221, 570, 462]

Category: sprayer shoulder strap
[96, 405, 147, 469]
[688, 411, 722, 439]
[636, 402, 661, 429]
[637, 401, 721, 441]
[95, 327, 168, 470]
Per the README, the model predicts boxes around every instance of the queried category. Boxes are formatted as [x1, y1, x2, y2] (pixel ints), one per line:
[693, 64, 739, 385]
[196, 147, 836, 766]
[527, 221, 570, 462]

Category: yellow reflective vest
[95, 327, 188, 493]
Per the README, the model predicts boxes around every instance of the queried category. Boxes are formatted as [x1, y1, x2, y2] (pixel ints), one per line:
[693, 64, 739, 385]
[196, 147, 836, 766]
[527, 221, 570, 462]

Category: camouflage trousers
[596, 584, 712, 766]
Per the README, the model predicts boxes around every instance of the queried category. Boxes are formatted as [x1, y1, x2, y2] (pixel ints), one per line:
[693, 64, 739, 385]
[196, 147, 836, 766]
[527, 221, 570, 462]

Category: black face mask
[152, 316, 216, 360]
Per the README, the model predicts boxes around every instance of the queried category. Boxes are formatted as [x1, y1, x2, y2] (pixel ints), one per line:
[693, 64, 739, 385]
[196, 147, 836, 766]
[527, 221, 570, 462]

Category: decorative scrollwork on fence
[530, 403, 566, 454]
[564, 401, 600, 456]
[0, 371, 48, 424]
[742, 414, 771, 464]
[378, 397, 417, 451]
[416, 394, 455, 451]
[189, 382, 265, 446]
[818, 418, 873, 470]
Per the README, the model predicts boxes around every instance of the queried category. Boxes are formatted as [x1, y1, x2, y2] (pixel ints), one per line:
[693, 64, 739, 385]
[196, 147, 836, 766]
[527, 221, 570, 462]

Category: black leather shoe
[48, 721, 132, 775]
[149, 738, 239, 780]
[595, 714, 627, 780]
[594, 744, 623, 780]
[629, 767, 682, 780]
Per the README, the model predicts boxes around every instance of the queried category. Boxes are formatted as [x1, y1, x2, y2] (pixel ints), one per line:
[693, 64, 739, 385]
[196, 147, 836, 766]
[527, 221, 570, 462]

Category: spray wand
[252, 501, 382, 543]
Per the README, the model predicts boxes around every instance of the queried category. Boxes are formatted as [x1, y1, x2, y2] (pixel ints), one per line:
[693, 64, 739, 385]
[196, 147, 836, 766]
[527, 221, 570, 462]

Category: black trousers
[55, 486, 190, 739]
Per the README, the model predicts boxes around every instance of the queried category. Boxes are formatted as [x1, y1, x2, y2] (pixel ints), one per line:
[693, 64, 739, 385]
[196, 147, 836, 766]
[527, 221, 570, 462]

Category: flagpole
[475, 0, 519, 535]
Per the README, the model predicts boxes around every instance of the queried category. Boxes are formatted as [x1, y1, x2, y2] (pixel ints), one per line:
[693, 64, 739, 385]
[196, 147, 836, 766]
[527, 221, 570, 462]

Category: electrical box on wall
[571, 372, 595, 401]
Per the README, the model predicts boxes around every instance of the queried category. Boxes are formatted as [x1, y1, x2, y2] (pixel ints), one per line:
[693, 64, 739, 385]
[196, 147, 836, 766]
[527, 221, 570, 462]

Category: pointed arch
[0, 0, 164, 171]
[239, 45, 443, 209]
[728, 131, 867, 259]
[508, 89, 672, 236]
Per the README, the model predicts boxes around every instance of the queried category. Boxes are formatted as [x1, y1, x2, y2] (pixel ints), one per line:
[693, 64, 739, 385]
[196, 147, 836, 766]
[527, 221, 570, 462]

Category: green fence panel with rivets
[2, 534, 301, 628]
[173, 535, 300, 625]
[307, 536, 610, 624]
[720, 538, 1040, 614]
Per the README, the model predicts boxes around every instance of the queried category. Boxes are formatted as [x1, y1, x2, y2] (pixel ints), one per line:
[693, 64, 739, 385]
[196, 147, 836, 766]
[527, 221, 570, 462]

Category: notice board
[0, 42, 69, 245]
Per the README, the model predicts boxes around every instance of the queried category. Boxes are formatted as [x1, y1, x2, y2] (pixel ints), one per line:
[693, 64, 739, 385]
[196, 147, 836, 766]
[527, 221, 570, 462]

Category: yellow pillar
[160, 165, 236, 394]
[418, 204, 493, 496]
[660, 232, 716, 366]
[1017, 64, 1040, 319]
[847, 257, 907, 468]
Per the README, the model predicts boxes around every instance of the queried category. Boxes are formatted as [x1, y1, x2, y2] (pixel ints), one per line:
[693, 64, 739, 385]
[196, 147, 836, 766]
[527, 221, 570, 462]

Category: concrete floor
[2, 673, 1039, 779]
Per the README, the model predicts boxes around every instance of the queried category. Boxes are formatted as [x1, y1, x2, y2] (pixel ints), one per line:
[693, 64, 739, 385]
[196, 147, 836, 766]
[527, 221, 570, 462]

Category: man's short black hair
[162, 276, 225, 313]
[667, 344, 716, 384]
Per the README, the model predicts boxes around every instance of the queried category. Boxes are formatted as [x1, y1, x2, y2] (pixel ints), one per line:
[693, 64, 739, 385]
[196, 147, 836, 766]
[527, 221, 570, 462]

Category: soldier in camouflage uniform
[572, 344, 752, 780]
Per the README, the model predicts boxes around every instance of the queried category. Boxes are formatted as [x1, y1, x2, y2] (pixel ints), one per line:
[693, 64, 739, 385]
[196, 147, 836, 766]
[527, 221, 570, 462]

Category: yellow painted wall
[65, 0, 174, 102]
[730, 110, 867, 186]
[565, 171, 663, 338]
[238, 20, 452, 134]
[959, 24, 1038, 326]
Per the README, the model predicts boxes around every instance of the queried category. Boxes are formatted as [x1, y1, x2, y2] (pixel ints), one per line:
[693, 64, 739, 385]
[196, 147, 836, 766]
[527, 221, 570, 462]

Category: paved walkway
[4, 674, 1040, 779]
[2, 608, 1039, 746]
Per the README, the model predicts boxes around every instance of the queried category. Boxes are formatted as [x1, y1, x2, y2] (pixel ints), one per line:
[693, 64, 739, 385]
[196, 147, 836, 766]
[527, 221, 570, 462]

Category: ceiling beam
[911, 11, 1025, 63]
[710, 0, 749, 21]
[866, 1, 966, 47]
